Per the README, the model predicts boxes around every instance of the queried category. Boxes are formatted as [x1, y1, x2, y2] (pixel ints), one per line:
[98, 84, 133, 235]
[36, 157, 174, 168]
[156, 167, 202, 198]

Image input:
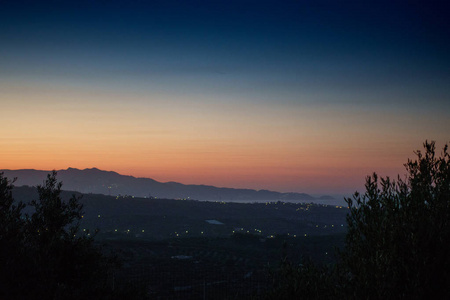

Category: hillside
[10, 183, 348, 299]
[11, 185, 347, 240]
[2, 167, 331, 201]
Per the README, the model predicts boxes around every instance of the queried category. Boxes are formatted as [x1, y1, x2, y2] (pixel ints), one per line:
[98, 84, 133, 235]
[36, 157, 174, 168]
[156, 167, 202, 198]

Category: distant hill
[10, 185, 348, 242]
[1, 167, 333, 202]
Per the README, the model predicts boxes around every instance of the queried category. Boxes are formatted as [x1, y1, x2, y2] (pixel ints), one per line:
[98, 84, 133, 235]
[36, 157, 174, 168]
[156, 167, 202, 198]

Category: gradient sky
[1, 0, 449, 195]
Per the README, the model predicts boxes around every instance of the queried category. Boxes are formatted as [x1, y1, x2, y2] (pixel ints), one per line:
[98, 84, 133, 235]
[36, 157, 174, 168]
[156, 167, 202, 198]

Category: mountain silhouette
[1, 168, 330, 201]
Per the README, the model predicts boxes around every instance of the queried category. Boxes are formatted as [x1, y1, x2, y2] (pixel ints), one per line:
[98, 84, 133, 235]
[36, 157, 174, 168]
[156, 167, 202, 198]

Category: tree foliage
[0, 171, 119, 299]
[342, 141, 450, 299]
[0, 174, 26, 297]
[266, 141, 450, 299]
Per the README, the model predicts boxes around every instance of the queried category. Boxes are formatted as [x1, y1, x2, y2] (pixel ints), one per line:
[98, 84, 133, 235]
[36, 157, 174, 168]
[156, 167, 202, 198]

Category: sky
[1, 0, 449, 196]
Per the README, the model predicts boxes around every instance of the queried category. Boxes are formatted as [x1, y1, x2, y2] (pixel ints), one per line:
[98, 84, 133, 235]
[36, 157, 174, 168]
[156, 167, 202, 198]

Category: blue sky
[1, 0, 449, 195]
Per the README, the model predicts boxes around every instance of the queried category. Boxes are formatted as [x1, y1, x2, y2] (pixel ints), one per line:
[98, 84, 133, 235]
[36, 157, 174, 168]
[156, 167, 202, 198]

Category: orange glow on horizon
[1, 83, 448, 195]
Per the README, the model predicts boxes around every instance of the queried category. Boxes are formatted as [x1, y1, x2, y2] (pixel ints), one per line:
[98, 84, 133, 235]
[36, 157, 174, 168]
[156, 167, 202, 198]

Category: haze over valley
[2, 167, 340, 203]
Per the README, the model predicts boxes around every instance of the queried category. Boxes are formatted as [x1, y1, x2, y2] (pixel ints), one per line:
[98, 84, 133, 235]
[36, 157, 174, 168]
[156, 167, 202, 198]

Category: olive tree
[265, 141, 450, 299]
[0, 171, 118, 299]
[0, 174, 27, 298]
[342, 141, 450, 299]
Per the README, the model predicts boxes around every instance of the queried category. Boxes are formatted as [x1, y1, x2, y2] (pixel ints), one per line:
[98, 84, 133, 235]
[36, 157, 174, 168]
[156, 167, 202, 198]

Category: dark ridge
[1, 168, 334, 202]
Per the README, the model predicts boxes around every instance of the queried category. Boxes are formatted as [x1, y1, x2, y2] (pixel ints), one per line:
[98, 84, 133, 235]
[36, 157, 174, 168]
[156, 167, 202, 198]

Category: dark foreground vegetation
[0, 170, 159, 299]
[267, 141, 450, 299]
[3, 175, 347, 299]
[1, 141, 449, 299]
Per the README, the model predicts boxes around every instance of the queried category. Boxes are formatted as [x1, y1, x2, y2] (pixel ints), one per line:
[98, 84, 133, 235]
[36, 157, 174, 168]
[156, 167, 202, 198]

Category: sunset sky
[1, 0, 449, 195]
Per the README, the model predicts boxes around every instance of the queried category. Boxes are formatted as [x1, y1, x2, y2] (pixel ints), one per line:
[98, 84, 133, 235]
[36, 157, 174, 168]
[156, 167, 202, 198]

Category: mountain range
[1, 167, 333, 202]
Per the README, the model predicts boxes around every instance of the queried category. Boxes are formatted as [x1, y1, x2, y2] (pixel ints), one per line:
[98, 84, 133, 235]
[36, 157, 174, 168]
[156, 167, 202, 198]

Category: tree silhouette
[0, 174, 27, 299]
[0, 171, 119, 299]
[342, 141, 450, 299]
[266, 141, 450, 299]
